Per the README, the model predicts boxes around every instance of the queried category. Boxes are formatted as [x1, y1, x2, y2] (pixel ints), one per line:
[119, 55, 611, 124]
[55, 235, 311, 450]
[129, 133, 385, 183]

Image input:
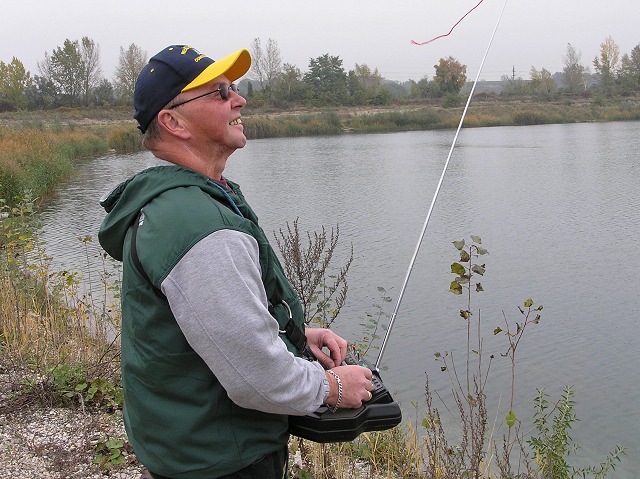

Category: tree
[79, 36, 102, 106]
[272, 63, 308, 103]
[619, 44, 640, 94]
[593, 35, 620, 97]
[249, 38, 282, 93]
[529, 67, 556, 96]
[501, 75, 527, 96]
[346, 70, 366, 105]
[410, 76, 440, 98]
[562, 43, 588, 93]
[354, 64, 381, 97]
[38, 39, 84, 106]
[114, 43, 147, 103]
[303, 54, 348, 105]
[27, 74, 59, 109]
[0, 57, 32, 110]
[92, 78, 115, 105]
[434, 57, 467, 95]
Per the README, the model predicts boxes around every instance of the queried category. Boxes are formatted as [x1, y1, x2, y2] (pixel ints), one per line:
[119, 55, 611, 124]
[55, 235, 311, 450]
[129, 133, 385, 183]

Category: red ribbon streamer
[411, 0, 484, 45]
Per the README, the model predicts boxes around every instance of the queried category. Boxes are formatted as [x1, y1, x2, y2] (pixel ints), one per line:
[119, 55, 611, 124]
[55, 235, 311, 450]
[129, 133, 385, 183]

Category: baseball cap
[133, 45, 251, 133]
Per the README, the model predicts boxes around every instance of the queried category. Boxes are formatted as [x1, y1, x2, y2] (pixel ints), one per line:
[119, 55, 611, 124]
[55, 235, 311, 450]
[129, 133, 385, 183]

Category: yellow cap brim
[182, 48, 252, 92]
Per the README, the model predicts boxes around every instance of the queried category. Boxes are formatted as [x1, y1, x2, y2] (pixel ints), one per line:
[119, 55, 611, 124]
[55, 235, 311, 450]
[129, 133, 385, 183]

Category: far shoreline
[1, 95, 639, 138]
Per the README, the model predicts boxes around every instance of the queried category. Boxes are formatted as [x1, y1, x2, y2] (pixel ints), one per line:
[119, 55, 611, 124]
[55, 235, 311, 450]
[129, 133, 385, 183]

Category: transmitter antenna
[375, 0, 508, 371]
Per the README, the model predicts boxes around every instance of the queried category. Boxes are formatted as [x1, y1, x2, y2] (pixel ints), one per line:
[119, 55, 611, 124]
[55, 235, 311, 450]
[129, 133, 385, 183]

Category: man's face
[173, 75, 248, 153]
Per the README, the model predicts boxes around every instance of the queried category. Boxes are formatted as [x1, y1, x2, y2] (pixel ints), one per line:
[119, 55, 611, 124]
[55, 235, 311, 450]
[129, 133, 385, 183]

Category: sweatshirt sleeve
[160, 228, 329, 415]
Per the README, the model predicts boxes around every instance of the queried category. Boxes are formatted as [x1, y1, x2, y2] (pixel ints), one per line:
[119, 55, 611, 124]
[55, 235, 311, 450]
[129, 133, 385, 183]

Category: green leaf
[450, 281, 462, 295]
[506, 410, 517, 428]
[451, 262, 465, 275]
[470, 235, 482, 244]
[471, 264, 485, 275]
[456, 275, 470, 285]
[493, 327, 503, 335]
[524, 298, 533, 308]
[452, 239, 465, 250]
[476, 246, 488, 255]
[459, 250, 470, 262]
[475, 282, 484, 292]
[75, 383, 87, 391]
[460, 309, 471, 319]
[87, 385, 98, 399]
[106, 438, 124, 449]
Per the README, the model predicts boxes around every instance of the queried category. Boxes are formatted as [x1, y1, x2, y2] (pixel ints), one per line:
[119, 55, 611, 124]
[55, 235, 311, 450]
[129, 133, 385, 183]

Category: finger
[323, 335, 344, 364]
[308, 343, 335, 368]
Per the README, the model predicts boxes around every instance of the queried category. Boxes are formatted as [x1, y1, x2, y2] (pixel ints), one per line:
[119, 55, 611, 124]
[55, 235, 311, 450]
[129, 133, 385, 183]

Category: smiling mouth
[229, 118, 242, 126]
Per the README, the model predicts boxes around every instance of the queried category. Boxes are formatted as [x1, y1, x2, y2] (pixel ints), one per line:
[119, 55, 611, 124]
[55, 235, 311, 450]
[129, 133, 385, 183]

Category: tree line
[0, 35, 639, 113]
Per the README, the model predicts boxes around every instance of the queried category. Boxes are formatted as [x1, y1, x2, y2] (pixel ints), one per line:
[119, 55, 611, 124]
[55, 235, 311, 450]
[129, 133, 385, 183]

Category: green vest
[108, 167, 304, 478]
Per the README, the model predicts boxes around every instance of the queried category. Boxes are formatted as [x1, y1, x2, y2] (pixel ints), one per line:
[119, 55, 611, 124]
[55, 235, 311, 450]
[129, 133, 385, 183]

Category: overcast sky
[2, 0, 639, 83]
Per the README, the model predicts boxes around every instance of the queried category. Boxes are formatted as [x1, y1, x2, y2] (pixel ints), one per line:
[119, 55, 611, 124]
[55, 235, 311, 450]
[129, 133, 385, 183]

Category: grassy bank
[0, 123, 141, 205]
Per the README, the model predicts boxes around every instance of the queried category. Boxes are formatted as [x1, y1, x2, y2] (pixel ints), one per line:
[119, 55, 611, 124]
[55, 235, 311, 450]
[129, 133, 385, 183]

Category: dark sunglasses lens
[218, 84, 237, 100]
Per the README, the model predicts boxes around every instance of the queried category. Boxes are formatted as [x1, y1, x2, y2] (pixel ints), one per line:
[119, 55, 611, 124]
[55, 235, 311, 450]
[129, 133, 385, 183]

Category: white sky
[2, 0, 639, 83]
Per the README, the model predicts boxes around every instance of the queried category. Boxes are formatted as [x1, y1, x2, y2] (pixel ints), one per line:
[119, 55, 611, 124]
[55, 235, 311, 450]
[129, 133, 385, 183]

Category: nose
[230, 88, 246, 108]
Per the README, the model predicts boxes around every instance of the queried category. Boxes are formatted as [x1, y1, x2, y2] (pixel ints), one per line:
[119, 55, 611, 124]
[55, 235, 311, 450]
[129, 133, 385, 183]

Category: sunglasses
[168, 83, 238, 109]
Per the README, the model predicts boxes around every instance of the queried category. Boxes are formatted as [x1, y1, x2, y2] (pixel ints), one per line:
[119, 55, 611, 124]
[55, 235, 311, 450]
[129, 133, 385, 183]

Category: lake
[40, 120, 640, 475]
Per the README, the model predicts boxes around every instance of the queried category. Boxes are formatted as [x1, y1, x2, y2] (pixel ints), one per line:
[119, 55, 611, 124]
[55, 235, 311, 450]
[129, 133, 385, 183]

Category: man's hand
[305, 327, 347, 368]
[325, 365, 373, 409]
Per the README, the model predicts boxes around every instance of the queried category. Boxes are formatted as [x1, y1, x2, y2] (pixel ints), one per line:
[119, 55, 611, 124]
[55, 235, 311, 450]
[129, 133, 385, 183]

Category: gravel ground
[0, 368, 383, 479]
[0, 370, 144, 479]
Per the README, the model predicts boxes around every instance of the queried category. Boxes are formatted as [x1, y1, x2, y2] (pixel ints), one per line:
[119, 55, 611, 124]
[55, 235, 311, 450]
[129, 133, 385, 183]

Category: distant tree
[529, 67, 556, 96]
[79, 36, 102, 106]
[0, 57, 32, 110]
[303, 54, 348, 105]
[384, 80, 410, 99]
[501, 75, 528, 96]
[562, 43, 588, 93]
[619, 44, 640, 94]
[249, 38, 282, 95]
[92, 78, 115, 105]
[27, 74, 59, 109]
[410, 76, 440, 98]
[593, 35, 620, 97]
[114, 43, 147, 103]
[272, 63, 308, 103]
[353, 63, 382, 102]
[434, 57, 467, 95]
[38, 39, 84, 106]
[347, 70, 366, 105]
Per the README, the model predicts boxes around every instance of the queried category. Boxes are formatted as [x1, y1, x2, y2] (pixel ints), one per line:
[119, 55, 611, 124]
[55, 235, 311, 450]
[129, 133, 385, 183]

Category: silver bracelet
[326, 369, 343, 413]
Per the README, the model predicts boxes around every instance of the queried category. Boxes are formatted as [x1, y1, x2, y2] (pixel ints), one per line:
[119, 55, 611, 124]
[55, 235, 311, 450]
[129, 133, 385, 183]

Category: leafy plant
[354, 285, 392, 357]
[93, 436, 133, 469]
[494, 298, 542, 448]
[48, 363, 124, 410]
[421, 236, 490, 478]
[274, 218, 353, 327]
[528, 386, 626, 479]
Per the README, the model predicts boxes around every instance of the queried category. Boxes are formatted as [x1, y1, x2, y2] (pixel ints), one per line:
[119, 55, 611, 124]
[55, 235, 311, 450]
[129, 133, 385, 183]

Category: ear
[157, 109, 191, 140]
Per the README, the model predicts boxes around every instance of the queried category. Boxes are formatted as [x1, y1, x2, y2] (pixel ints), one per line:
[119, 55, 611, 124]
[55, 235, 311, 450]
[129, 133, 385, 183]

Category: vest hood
[98, 165, 221, 261]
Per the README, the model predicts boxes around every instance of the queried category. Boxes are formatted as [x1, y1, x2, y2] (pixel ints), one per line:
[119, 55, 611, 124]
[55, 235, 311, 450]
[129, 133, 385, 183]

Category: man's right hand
[324, 365, 373, 409]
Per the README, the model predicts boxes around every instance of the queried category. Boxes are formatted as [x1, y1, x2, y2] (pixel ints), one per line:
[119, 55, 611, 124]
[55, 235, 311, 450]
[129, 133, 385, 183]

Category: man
[98, 45, 373, 479]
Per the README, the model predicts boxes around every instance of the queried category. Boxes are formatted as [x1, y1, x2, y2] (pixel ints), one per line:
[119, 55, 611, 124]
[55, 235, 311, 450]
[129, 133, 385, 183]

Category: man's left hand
[305, 328, 348, 368]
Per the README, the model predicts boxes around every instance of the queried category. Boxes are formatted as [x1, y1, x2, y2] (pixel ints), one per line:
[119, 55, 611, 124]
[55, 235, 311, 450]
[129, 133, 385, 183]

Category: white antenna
[375, 0, 509, 371]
